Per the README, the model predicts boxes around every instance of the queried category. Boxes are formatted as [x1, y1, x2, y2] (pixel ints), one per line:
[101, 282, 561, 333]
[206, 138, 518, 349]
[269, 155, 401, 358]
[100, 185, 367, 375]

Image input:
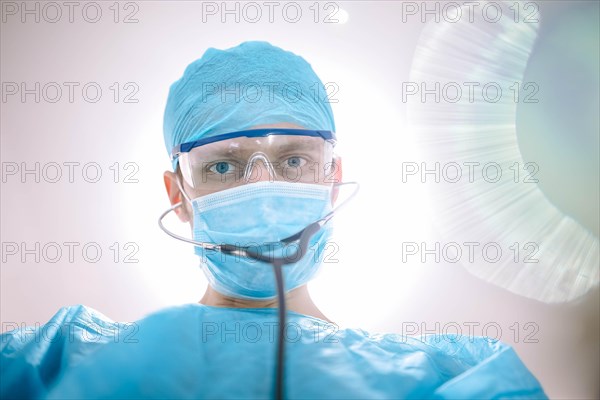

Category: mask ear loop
[175, 173, 193, 205]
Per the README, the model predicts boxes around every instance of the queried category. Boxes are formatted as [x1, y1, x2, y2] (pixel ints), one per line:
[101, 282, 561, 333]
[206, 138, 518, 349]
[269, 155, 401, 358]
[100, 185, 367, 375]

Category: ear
[163, 170, 192, 223]
[330, 155, 342, 205]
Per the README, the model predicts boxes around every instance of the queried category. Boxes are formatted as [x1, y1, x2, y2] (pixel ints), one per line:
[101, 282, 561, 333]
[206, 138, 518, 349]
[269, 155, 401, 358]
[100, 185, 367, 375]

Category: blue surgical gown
[1, 304, 547, 399]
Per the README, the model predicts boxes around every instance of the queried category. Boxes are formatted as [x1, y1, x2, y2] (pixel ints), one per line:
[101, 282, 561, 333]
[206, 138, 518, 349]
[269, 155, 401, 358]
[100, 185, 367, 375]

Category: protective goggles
[171, 128, 337, 192]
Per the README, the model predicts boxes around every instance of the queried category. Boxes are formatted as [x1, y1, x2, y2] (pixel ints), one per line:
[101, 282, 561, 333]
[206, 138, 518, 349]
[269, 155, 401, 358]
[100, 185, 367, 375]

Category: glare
[306, 74, 434, 328]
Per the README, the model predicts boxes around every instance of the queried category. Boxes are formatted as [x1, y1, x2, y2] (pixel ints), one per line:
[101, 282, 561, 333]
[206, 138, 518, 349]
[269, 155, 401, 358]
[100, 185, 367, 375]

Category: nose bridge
[244, 152, 276, 183]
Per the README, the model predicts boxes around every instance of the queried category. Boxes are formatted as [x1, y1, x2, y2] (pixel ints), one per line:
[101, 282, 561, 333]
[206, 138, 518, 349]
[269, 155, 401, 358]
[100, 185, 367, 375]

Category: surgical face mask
[187, 180, 334, 300]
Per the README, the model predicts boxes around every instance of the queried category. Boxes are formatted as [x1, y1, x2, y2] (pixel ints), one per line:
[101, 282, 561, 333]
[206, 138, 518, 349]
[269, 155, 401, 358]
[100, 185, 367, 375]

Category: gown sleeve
[1, 305, 122, 399]
[421, 334, 548, 399]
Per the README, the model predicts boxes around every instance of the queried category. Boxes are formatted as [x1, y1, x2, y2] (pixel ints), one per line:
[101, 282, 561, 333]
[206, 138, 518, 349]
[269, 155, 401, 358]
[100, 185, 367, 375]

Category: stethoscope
[158, 178, 359, 400]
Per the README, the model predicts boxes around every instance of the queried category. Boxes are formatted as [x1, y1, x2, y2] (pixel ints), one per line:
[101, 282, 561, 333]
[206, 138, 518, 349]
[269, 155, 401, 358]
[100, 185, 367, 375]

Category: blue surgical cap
[163, 41, 336, 170]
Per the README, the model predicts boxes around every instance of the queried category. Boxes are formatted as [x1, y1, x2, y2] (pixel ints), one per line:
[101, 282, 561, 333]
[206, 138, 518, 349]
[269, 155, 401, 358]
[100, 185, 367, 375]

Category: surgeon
[0, 41, 548, 400]
[160, 41, 343, 322]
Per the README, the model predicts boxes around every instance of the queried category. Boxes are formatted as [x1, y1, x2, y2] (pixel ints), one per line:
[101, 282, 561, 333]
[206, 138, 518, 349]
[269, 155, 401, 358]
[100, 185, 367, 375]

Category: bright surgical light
[406, 1, 599, 304]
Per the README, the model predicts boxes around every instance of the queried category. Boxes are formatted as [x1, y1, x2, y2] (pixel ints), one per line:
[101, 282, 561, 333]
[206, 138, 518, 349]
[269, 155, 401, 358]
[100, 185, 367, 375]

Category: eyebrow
[207, 140, 322, 157]
[275, 141, 323, 153]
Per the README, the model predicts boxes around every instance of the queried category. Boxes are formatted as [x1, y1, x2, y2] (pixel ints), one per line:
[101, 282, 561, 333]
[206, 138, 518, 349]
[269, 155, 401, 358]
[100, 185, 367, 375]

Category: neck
[199, 284, 334, 323]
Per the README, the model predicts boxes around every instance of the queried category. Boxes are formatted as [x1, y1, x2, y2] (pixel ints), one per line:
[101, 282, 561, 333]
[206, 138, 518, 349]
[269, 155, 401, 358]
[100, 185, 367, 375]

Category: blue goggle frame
[171, 128, 336, 161]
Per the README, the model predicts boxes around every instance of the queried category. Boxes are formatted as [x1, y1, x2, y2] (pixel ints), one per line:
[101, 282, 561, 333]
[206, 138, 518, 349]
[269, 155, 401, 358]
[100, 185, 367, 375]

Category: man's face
[164, 122, 342, 224]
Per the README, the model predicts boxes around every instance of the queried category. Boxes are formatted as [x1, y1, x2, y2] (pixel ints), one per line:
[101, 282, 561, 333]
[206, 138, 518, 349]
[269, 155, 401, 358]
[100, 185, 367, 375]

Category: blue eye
[209, 162, 234, 174]
[286, 157, 304, 168]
